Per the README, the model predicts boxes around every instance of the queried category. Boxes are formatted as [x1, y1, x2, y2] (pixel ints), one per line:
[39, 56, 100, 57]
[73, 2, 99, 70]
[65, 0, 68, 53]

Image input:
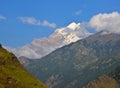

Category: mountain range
[0, 46, 46, 88]
[23, 33, 120, 88]
[7, 22, 92, 58]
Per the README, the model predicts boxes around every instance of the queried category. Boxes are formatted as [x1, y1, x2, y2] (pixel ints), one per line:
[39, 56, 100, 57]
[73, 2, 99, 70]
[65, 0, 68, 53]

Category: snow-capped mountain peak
[67, 22, 80, 29]
[7, 22, 92, 58]
[54, 22, 85, 37]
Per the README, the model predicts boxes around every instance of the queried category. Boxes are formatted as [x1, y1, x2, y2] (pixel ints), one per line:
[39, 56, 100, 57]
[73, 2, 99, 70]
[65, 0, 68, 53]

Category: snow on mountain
[8, 22, 92, 58]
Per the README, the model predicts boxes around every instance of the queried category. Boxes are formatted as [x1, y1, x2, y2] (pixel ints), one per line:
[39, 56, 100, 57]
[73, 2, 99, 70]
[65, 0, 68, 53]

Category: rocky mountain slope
[0, 46, 46, 88]
[83, 67, 120, 88]
[24, 33, 120, 88]
[8, 22, 91, 58]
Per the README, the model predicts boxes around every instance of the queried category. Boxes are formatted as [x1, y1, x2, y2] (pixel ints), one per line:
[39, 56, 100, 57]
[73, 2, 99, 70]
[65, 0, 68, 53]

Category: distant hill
[24, 33, 120, 88]
[0, 46, 46, 88]
[83, 67, 120, 88]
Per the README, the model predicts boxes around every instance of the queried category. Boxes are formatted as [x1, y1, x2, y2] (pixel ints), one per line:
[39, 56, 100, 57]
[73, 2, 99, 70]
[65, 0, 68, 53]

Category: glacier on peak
[7, 22, 92, 59]
[67, 22, 80, 30]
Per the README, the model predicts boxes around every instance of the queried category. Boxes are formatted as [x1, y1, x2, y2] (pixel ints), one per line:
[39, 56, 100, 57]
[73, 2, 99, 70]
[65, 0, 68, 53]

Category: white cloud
[0, 15, 6, 21]
[18, 17, 57, 28]
[89, 12, 120, 33]
[42, 20, 56, 28]
[5, 46, 41, 58]
[18, 17, 40, 25]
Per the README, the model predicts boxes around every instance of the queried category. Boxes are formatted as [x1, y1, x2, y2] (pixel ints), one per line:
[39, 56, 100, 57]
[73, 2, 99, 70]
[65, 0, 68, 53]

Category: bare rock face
[8, 22, 91, 58]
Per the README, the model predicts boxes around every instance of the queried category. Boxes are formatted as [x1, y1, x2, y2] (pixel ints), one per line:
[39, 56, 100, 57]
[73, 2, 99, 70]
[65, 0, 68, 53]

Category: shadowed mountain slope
[25, 33, 120, 88]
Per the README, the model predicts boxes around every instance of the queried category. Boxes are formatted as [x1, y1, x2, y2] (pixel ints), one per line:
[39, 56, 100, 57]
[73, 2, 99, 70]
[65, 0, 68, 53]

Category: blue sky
[0, 0, 120, 47]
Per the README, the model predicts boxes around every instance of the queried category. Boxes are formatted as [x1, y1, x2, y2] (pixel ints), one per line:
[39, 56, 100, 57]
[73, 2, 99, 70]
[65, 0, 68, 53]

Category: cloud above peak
[42, 20, 56, 28]
[0, 15, 6, 21]
[18, 17, 40, 25]
[18, 17, 57, 28]
[89, 12, 120, 33]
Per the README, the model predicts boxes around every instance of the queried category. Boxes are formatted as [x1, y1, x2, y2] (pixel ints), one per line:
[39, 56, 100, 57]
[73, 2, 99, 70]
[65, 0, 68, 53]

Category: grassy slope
[0, 46, 46, 88]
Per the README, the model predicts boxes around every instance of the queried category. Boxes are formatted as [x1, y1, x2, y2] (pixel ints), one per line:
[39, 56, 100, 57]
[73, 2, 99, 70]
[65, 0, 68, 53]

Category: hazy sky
[0, 0, 120, 47]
